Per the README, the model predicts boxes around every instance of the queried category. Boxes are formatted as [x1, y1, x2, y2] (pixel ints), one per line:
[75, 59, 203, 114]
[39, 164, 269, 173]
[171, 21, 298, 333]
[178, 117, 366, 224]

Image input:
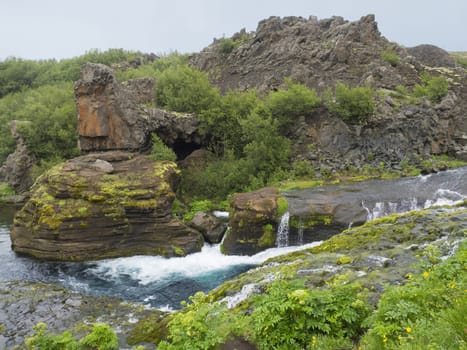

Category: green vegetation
[450, 51, 467, 68]
[0, 49, 146, 173]
[25, 322, 119, 350]
[150, 134, 177, 161]
[382, 46, 401, 66]
[326, 82, 375, 124]
[413, 73, 449, 103]
[155, 206, 467, 349]
[217, 37, 236, 54]
[0, 182, 15, 201]
[265, 78, 321, 130]
[156, 64, 220, 114]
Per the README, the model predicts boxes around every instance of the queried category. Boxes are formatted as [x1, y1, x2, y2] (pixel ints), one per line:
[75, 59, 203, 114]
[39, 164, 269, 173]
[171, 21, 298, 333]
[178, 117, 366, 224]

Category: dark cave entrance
[171, 140, 201, 160]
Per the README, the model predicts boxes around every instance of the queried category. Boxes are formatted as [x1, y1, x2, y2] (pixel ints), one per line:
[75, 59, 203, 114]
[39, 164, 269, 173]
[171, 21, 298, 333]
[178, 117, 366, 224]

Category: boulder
[407, 44, 456, 68]
[222, 187, 279, 255]
[0, 121, 36, 194]
[190, 212, 227, 243]
[11, 151, 204, 261]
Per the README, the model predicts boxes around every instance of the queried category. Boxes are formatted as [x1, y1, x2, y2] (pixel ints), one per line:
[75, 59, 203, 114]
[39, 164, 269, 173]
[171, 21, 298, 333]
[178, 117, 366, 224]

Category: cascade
[276, 211, 290, 247]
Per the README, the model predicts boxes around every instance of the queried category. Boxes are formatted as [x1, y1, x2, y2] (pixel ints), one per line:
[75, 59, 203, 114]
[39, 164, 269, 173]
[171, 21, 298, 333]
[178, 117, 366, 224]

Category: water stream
[0, 167, 466, 309]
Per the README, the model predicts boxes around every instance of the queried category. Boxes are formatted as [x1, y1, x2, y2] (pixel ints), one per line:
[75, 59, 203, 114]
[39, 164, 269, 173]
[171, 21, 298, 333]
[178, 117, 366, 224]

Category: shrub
[156, 65, 220, 114]
[413, 73, 449, 103]
[150, 134, 176, 161]
[266, 79, 321, 130]
[382, 47, 401, 66]
[217, 37, 236, 54]
[250, 279, 371, 349]
[80, 323, 119, 350]
[326, 82, 375, 124]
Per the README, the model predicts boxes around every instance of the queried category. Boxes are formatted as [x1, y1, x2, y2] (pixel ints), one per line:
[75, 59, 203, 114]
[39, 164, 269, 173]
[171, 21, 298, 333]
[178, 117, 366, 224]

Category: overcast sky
[1, 0, 465, 61]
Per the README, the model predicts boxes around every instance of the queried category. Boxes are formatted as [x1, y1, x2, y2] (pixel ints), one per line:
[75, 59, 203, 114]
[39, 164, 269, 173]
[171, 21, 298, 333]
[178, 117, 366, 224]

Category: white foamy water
[88, 241, 322, 286]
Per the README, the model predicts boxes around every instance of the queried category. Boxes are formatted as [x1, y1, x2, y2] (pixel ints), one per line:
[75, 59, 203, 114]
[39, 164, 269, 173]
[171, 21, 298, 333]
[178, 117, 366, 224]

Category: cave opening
[171, 140, 202, 160]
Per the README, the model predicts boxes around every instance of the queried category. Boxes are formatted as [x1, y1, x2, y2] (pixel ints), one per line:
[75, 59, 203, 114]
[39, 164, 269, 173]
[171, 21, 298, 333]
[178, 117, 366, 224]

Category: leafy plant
[326, 82, 375, 124]
[382, 47, 401, 66]
[150, 134, 176, 161]
[158, 292, 244, 350]
[217, 37, 236, 54]
[80, 323, 119, 350]
[413, 73, 449, 103]
[250, 279, 371, 349]
[265, 78, 321, 130]
[155, 64, 220, 114]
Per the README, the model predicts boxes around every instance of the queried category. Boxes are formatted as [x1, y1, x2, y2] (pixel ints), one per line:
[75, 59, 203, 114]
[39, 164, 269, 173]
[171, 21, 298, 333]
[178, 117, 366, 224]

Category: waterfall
[276, 212, 290, 248]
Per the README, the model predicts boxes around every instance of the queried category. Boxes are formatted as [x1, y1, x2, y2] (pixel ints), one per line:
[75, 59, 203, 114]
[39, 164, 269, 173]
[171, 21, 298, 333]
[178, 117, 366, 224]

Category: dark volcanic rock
[190, 212, 227, 243]
[11, 151, 204, 260]
[191, 14, 417, 92]
[407, 44, 456, 68]
[0, 281, 163, 349]
[222, 187, 279, 255]
[0, 121, 36, 194]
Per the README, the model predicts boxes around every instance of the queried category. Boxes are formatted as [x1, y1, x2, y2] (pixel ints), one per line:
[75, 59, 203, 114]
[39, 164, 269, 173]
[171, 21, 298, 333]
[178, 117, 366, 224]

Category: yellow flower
[423, 271, 429, 278]
[383, 335, 388, 343]
[406, 326, 412, 333]
[406, 273, 414, 280]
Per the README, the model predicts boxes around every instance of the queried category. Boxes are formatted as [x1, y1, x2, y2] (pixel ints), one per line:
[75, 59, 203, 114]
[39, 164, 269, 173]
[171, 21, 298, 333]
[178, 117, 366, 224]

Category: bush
[362, 242, 466, 349]
[156, 65, 220, 114]
[80, 323, 119, 350]
[250, 279, 371, 349]
[150, 134, 176, 161]
[413, 73, 449, 103]
[217, 37, 236, 54]
[266, 79, 321, 130]
[382, 47, 400, 66]
[326, 82, 375, 124]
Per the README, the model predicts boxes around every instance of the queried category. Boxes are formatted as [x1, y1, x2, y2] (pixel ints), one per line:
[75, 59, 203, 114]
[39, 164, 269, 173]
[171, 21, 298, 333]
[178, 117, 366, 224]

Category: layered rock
[11, 151, 204, 261]
[191, 14, 417, 92]
[0, 120, 36, 194]
[222, 187, 279, 255]
[75, 63, 202, 158]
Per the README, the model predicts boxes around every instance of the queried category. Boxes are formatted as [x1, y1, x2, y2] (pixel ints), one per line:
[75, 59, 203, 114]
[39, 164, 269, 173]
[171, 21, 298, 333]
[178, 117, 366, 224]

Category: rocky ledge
[11, 151, 203, 261]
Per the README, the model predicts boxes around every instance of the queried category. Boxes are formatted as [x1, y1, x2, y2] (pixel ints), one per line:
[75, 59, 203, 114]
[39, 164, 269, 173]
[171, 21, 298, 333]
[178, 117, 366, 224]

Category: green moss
[171, 245, 185, 256]
[258, 224, 275, 248]
[127, 312, 170, 345]
[336, 256, 353, 265]
[290, 214, 332, 230]
[277, 196, 289, 216]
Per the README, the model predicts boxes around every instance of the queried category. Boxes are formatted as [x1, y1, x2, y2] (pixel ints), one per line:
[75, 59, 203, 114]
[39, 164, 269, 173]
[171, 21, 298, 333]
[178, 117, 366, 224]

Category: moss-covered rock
[11, 151, 204, 261]
[221, 187, 279, 255]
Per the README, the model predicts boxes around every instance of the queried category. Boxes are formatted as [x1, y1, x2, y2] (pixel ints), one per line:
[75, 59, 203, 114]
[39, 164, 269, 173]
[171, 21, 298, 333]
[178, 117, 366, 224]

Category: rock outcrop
[407, 44, 456, 68]
[222, 187, 280, 255]
[0, 121, 36, 194]
[189, 212, 227, 244]
[75, 63, 202, 158]
[191, 15, 467, 169]
[191, 14, 417, 92]
[11, 151, 204, 260]
[75, 63, 154, 152]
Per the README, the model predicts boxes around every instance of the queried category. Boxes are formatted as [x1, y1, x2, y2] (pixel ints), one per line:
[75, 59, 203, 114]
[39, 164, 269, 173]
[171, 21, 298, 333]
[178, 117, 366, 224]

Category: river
[0, 167, 466, 310]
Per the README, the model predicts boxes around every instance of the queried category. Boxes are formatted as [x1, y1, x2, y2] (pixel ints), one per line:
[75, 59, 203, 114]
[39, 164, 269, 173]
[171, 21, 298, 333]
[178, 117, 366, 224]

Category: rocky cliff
[191, 15, 467, 168]
[11, 151, 203, 260]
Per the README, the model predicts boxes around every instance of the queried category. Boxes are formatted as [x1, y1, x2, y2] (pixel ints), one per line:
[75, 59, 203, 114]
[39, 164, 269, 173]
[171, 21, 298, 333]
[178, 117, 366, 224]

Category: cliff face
[191, 14, 467, 167]
[191, 15, 415, 92]
[11, 151, 204, 260]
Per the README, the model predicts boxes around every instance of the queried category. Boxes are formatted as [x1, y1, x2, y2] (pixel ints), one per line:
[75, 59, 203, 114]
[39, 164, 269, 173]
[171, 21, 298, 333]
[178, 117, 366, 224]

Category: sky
[0, 0, 465, 61]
